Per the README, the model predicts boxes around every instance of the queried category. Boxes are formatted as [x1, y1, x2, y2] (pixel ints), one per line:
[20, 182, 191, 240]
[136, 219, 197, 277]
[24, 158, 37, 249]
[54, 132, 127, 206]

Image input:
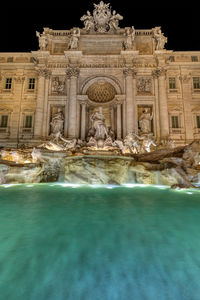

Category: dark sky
[1, 1, 199, 52]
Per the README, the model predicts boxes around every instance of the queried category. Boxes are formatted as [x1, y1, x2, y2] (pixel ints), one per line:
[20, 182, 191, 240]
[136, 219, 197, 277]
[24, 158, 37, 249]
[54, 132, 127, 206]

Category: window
[169, 77, 176, 89]
[196, 116, 200, 128]
[171, 116, 179, 128]
[25, 115, 32, 128]
[0, 115, 8, 128]
[193, 77, 200, 89]
[191, 56, 198, 62]
[28, 78, 35, 90]
[5, 78, 12, 90]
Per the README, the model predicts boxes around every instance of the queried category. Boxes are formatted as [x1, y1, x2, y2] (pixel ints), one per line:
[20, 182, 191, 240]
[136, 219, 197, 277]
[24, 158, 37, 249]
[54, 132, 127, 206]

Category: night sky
[0, 1, 199, 52]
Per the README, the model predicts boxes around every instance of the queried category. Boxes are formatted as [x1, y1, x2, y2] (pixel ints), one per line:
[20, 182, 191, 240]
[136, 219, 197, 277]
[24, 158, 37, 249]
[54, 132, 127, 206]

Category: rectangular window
[169, 56, 175, 62]
[25, 115, 32, 128]
[172, 116, 179, 128]
[0, 115, 8, 128]
[193, 77, 200, 89]
[196, 116, 200, 128]
[28, 78, 35, 90]
[169, 77, 176, 89]
[191, 56, 198, 62]
[5, 78, 12, 89]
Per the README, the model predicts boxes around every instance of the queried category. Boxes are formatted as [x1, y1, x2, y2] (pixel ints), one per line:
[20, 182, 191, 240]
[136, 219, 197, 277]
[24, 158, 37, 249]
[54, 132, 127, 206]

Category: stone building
[0, 1, 200, 147]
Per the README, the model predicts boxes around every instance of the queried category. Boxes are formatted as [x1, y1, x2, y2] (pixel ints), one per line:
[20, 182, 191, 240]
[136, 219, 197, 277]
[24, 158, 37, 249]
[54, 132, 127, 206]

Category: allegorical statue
[109, 10, 123, 31]
[50, 109, 64, 135]
[80, 11, 94, 32]
[90, 107, 109, 140]
[36, 31, 48, 51]
[139, 108, 153, 134]
[122, 26, 135, 50]
[68, 28, 80, 50]
[152, 27, 167, 50]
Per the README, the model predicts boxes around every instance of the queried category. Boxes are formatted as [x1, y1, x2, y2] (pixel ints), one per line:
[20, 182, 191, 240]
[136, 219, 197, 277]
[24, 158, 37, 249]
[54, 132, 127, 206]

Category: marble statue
[31, 148, 42, 163]
[153, 27, 167, 50]
[139, 108, 153, 134]
[90, 107, 109, 140]
[123, 26, 135, 50]
[36, 31, 48, 51]
[109, 10, 123, 31]
[50, 109, 64, 135]
[80, 11, 94, 32]
[81, 1, 123, 33]
[68, 28, 80, 50]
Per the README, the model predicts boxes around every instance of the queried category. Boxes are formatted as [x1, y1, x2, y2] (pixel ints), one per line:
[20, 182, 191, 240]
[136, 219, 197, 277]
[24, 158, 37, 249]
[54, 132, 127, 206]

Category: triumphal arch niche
[2, 1, 200, 148]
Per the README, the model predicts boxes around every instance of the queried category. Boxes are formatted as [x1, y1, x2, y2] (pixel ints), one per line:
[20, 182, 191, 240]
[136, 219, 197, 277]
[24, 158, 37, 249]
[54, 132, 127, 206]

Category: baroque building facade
[0, 1, 200, 147]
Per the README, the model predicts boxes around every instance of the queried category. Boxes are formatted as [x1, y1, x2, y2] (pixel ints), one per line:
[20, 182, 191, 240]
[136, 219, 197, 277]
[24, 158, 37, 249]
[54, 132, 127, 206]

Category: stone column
[116, 103, 122, 139]
[34, 68, 47, 138]
[157, 68, 169, 138]
[81, 102, 86, 140]
[12, 76, 25, 143]
[180, 74, 193, 143]
[132, 74, 138, 133]
[123, 68, 137, 134]
[42, 71, 51, 137]
[152, 70, 160, 140]
[66, 67, 80, 138]
[64, 75, 71, 137]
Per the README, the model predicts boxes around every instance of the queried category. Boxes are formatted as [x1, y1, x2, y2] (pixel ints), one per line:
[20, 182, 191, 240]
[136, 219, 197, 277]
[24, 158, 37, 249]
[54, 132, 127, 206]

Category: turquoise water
[0, 184, 200, 300]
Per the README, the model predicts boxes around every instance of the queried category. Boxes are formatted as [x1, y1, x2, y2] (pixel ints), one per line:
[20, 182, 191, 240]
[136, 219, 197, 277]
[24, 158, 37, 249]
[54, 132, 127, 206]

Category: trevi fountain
[1, 2, 200, 300]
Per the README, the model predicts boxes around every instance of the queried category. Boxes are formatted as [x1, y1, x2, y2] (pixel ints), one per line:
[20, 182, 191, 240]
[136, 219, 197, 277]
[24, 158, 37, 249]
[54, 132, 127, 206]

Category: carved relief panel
[136, 77, 152, 95]
[51, 77, 65, 95]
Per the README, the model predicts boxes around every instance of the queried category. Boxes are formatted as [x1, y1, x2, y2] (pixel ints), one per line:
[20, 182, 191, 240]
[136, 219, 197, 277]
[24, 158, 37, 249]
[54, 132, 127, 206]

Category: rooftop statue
[81, 1, 123, 33]
[152, 27, 167, 50]
[122, 26, 135, 50]
[68, 28, 80, 50]
[36, 31, 48, 51]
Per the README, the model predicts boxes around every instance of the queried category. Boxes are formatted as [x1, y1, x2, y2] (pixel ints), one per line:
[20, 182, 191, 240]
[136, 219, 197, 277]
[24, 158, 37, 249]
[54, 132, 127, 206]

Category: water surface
[0, 184, 200, 300]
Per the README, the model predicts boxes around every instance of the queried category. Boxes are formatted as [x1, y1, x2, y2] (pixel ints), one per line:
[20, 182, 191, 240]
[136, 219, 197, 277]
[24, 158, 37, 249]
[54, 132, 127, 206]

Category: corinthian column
[157, 68, 169, 138]
[66, 67, 80, 138]
[34, 68, 47, 138]
[116, 102, 122, 139]
[123, 68, 137, 134]
[81, 102, 87, 140]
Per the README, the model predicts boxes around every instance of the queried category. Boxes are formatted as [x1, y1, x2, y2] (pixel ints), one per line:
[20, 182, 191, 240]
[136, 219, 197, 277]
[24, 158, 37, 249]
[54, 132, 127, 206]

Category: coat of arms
[81, 1, 123, 33]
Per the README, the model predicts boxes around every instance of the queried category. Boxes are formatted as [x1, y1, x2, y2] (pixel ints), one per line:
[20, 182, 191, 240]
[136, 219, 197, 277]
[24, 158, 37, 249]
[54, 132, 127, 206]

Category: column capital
[36, 67, 50, 78]
[13, 76, 25, 83]
[152, 67, 166, 78]
[123, 68, 137, 78]
[66, 67, 80, 78]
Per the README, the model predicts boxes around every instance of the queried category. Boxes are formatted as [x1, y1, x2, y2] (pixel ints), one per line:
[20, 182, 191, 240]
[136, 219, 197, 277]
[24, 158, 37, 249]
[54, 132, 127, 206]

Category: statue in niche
[68, 28, 80, 50]
[109, 10, 123, 31]
[50, 108, 64, 136]
[152, 27, 167, 50]
[52, 77, 65, 94]
[90, 107, 109, 140]
[139, 108, 153, 134]
[122, 26, 135, 50]
[36, 31, 48, 51]
[80, 11, 94, 32]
